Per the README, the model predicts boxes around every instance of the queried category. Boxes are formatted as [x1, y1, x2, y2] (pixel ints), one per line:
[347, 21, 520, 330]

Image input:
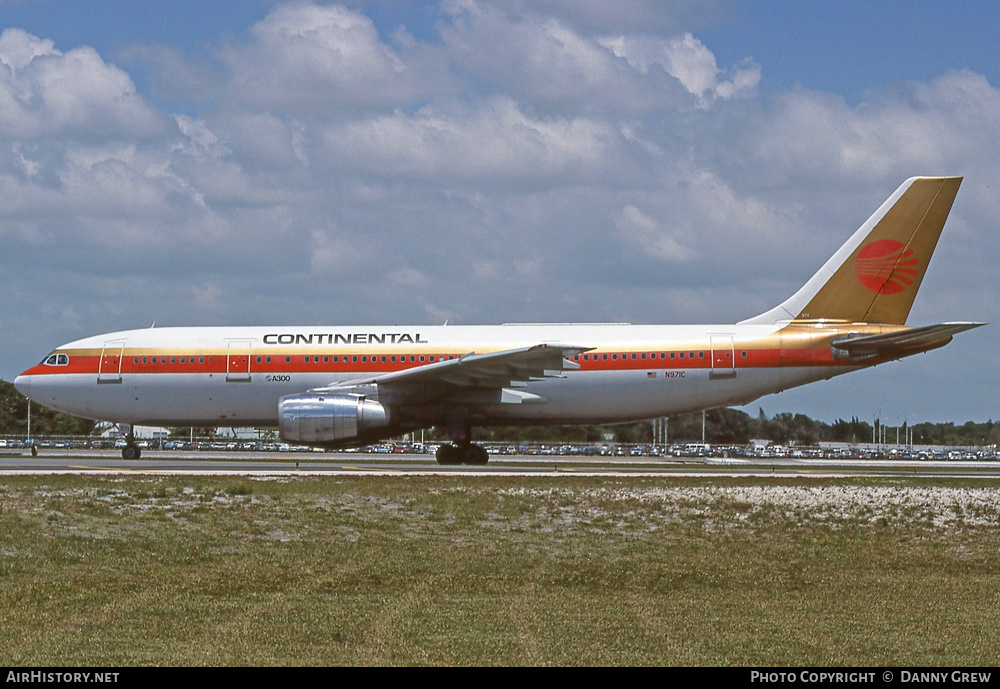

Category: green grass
[1, 475, 999, 665]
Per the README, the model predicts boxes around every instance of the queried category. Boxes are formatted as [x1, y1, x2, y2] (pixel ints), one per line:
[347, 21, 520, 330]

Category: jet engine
[278, 393, 390, 445]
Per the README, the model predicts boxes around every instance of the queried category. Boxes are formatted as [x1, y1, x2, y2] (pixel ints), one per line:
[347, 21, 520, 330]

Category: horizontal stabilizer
[831, 322, 984, 362]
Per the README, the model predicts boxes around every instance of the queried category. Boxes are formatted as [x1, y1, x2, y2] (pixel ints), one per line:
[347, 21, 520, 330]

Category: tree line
[465, 408, 1000, 447]
[2, 379, 997, 447]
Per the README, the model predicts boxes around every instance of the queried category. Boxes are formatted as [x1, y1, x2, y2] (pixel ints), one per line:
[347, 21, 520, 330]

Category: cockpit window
[41, 354, 69, 366]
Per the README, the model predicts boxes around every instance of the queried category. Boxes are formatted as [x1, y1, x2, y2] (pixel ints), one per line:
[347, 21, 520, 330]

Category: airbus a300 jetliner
[15, 177, 982, 464]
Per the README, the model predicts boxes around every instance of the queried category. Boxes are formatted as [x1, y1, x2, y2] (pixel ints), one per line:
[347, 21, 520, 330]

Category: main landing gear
[435, 442, 489, 465]
[435, 417, 489, 465]
[119, 424, 141, 460]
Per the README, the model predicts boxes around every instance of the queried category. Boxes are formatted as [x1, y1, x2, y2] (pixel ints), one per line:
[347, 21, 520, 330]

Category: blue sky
[1, 1, 998, 424]
[702, 1, 1000, 100]
[7, 1, 999, 101]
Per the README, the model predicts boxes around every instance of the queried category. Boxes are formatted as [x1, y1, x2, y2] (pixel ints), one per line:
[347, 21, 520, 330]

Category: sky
[1, 0, 998, 425]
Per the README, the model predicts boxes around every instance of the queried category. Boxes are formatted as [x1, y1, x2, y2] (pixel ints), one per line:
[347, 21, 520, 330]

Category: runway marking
[343, 465, 405, 473]
[69, 465, 136, 471]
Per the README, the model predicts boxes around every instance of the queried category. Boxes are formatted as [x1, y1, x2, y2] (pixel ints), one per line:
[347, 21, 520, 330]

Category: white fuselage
[15, 322, 859, 430]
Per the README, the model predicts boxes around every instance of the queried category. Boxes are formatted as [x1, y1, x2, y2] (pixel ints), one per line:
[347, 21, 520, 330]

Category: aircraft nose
[13, 374, 30, 399]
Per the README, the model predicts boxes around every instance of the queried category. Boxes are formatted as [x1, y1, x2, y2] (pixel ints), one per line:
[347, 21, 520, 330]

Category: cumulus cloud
[440, 1, 680, 114]
[217, 3, 453, 110]
[749, 70, 1000, 192]
[612, 170, 791, 277]
[321, 97, 622, 184]
[615, 204, 696, 263]
[0, 28, 166, 139]
[600, 32, 760, 106]
[309, 227, 367, 275]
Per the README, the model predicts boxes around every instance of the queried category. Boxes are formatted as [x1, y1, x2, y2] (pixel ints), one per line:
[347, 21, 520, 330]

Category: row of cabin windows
[128, 351, 750, 367]
[129, 354, 458, 366]
[256, 354, 458, 364]
[574, 351, 749, 361]
[135, 356, 206, 364]
[574, 352, 708, 361]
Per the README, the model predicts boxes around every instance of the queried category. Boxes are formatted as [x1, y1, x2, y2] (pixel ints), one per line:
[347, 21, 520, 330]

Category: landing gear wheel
[122, 444, 141, 460]
[463, 444, 489, 465]
[435, 443, 489, 465]
[436, 444, 461, 465]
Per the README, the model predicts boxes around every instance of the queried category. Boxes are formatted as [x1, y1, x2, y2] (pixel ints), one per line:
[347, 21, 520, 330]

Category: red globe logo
[855, 239, 917, 294]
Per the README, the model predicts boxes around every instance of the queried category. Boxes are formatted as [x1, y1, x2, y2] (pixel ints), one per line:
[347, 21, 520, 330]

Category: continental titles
[263, 333, 428, 346]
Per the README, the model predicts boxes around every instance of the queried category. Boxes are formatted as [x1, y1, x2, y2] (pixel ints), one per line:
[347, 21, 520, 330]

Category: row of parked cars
[3, 437, 997, 460]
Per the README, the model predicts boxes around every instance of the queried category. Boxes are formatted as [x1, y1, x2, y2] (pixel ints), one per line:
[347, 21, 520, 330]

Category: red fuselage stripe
[21, 346, 844, 378]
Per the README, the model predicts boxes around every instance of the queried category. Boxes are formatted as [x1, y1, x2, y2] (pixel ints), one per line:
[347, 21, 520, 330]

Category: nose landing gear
[118, 424, 141, 460]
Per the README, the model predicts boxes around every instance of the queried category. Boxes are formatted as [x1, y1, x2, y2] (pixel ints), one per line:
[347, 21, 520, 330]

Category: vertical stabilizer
[741, 176, 962, 325]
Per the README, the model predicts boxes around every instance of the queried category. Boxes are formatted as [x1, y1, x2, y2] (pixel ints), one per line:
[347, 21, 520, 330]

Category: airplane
[14, 176, 983, 464]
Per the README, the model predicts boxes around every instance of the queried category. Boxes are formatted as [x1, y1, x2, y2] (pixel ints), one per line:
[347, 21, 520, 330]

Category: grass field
[2, 474, 999, 666]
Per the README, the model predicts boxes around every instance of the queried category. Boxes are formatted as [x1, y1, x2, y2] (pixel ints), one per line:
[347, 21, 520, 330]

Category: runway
[3, 449, 1000, 478]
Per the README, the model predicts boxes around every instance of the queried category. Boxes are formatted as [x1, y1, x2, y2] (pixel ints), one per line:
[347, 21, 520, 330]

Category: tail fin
[741, 176, 962, 325]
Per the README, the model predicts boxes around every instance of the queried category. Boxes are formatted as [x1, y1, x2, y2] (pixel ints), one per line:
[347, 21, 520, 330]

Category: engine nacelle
[278, 393, 390, 445]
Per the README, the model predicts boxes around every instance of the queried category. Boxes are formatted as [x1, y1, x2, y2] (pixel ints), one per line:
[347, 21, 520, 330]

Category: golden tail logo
[742, 176, 963, 325]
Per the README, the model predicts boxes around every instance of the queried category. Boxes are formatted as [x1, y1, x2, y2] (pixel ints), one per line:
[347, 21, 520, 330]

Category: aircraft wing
[832, 322, 984, 362]
[313, 343, 592, 404]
